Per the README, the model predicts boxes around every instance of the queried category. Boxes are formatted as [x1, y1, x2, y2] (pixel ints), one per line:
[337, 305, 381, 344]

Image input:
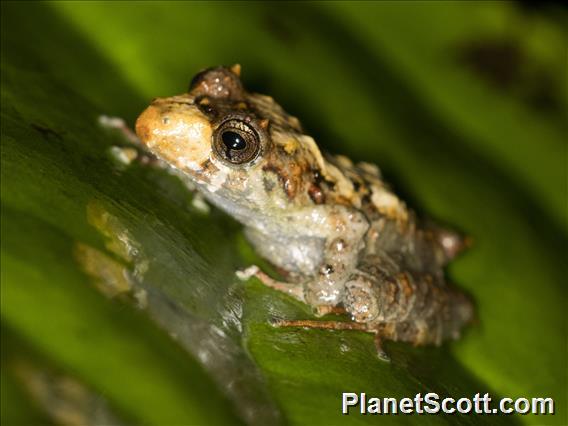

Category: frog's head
[136, 65, 327, 218]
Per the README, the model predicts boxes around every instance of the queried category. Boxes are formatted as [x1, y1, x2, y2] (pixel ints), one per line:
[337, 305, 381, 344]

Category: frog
[134, 65, 474, 360]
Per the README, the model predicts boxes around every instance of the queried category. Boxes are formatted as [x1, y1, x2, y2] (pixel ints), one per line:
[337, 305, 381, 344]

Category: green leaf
[2, 1, 565, 425]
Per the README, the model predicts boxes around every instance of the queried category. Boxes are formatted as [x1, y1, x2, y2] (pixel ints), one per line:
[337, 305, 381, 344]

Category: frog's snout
[135, 104, 159, 145]
[135, 98, 213, 170]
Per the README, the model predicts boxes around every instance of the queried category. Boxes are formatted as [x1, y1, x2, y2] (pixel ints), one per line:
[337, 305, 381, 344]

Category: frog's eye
[213, 119, 261, 165]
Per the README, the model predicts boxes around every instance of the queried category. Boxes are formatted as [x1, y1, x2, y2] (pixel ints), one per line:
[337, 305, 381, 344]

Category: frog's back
[323, 154, 463, 276]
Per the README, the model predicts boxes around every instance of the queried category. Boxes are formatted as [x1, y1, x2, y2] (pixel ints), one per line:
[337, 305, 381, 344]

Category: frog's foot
[236, 265, 305, 303]
[99, 115, 170, 169]
[98, 115, 141, 145]
[373, 332, 391, 362]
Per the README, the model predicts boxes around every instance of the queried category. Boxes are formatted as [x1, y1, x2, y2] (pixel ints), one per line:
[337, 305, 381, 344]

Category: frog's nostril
[162, 117, 170, 125]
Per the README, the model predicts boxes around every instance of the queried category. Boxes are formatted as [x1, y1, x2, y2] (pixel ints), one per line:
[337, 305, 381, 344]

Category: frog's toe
[235, 265, 260, 281]
[374, 333, 392, 363]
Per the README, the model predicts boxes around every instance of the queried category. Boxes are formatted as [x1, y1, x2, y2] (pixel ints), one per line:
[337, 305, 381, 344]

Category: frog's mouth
[135, 95, 213, 173]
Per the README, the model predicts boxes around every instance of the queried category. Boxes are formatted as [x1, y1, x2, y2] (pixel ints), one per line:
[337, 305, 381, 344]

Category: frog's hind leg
[271, 318, 370, 332]
[240, 265, 393, 360]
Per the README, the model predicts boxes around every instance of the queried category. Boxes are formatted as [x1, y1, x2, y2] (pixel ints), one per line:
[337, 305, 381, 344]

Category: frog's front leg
[98, 115, 163, 167]
[236, 265, 305, 303]
[242, 205, 369, 306]
[237, 265, 346, 316]
[99, 115, 202, 199]
[99, 115, 140, 145]
[308, 207, 370, 308]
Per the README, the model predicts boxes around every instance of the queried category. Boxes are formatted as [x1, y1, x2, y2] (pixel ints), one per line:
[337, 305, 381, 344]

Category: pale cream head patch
[135, 97, 213, 172]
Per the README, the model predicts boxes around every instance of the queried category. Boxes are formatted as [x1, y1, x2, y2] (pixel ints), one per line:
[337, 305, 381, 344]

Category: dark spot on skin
[310, 167, 336, 197]
[263, 163, 296, 199]
[323, 177, 336, 189]
[263, 176, 276, 193]
[308, 183, 325, 204]
[320, 264, 334, 276]
[312, 169, 324, 183]
[30, 123, 63, 141]
[199, 159, 219, 177]
[361, 193, 373, 207]
[195, 96, 217, 116]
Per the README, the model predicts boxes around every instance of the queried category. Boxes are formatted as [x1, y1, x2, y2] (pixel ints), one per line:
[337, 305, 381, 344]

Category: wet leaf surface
[1, 2, 565, 425]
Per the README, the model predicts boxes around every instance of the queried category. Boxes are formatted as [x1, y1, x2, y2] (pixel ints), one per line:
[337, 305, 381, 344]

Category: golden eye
[213, 119, 261, 165]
